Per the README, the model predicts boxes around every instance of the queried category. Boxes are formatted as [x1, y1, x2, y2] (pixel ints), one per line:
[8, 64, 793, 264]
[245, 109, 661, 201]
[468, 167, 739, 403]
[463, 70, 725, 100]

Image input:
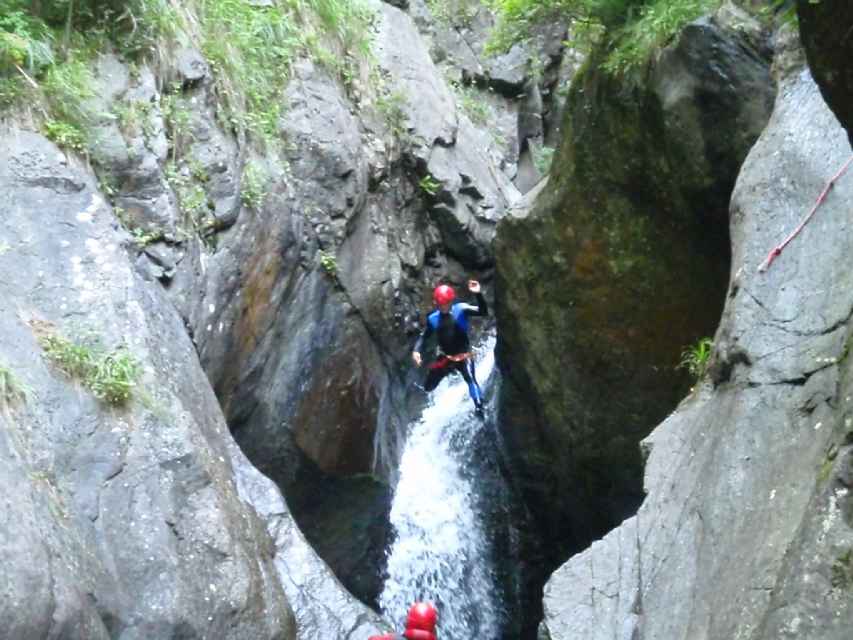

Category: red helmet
[405, 602, 437, 633]
[433, 285, 455, 306]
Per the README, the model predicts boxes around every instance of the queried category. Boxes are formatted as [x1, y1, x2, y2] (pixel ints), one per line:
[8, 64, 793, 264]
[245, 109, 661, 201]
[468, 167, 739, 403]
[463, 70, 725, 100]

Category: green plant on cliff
[677, 336, 713, 382]
[241, 161, 268, 211]
[487, 0, 721, 73]
[0, 1, 153, 142]
[41, 51, 98, 142]
[194, 0, 374, 143]
[418, 174, 442, 196]
[161, 88, 193, 158]
[0, 5, 54, 75]
[43, 118, 88, 152]
[164, 159, 216, 240]
[86, 348, 141, 405]
[1, 0, 375, 149]
[532, 144, 555, 175]
[452, 81, 492, 126]
[40, 333, 141, 406]
[831, 548, 853, 591]
[763, 0, 797, 26]
[376, 88, 408, 139]
[425, 0, 479, 27]
[318, 249, 338, 277]
[0, 364, 30, 409]
[608, 0, 719, 72]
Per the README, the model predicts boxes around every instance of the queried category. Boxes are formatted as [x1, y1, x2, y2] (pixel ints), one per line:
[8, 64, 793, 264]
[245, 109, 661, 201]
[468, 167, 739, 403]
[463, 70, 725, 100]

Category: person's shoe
[474, 404, 485, 419]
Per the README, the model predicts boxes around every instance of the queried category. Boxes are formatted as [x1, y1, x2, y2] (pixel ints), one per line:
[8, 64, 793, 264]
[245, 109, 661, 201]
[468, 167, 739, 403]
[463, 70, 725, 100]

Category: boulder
[540, 40, 853, 638]
[0, 127, 295, 639]
[494, 6, 774, 564]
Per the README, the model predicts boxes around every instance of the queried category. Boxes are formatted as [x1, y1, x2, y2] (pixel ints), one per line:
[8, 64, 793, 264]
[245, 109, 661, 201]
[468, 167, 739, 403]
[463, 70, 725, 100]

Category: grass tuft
[241, 160, 268, 211]
[487, 0, 721, 73]
[318, 249, 338, 277]
[677, 336, 713, 382]
[1, 0, 376, 150]
[0, 364, 30, 409]
[40, 333, 141, 406]
[418, 174, 442, 196]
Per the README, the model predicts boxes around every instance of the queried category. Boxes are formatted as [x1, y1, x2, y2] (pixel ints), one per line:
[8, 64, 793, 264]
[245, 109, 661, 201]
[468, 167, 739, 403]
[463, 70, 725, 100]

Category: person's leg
[424, 363, 451, 391]
[457, 360, 483, 410]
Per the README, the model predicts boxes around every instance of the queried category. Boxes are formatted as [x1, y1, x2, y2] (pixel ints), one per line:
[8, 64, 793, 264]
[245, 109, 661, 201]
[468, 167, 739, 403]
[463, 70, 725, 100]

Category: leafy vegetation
[164, 160, 215, 239]
[831, 548, 853, 591]
[0, 0, 376, 150]
[764, 0, 797, 26]
[532, 144, 555, 175]
[424, 0, 479, 26]
[160, 88, 193, 157]
[452, 81, 492, 126]
[0, 364, 30, 409]
[419, 174, 442, 196]
[677, 336, 713, 382]
[487, 0, 721, 73]
[318, 249, 338, 277]
[40, 332, 141, 406]
[113, 206, 166, 247]
[376, 88, 408, 139]
[241, 161, 268, 211]
[43, 118, 87, 152]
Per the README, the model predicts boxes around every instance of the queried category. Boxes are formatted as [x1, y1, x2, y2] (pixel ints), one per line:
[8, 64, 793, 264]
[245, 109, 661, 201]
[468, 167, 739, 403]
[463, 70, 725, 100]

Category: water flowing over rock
[494, 5, 775, 567]
[539, 32, 853, 640]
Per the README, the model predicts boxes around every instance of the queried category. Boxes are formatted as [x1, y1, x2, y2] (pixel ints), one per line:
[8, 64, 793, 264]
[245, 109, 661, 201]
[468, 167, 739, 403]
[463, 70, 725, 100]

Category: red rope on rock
[758, 154, 853, 273]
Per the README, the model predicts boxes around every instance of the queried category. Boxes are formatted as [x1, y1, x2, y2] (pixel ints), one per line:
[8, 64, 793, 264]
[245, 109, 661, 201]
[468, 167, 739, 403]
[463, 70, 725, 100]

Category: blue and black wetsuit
[414, 292, 488, 410]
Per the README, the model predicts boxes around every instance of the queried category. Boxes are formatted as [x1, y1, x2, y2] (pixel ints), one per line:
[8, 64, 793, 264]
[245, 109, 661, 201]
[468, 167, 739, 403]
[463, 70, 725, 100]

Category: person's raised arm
[464, 279, 487, 316]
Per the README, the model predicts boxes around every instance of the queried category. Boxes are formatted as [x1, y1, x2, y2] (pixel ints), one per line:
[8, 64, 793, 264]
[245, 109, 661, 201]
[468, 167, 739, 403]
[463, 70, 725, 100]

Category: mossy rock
[495, 18, 773, 557]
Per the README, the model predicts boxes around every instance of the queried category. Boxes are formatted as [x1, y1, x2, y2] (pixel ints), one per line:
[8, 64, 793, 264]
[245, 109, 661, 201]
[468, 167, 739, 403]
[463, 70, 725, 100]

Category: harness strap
[427, 352, 472, 369]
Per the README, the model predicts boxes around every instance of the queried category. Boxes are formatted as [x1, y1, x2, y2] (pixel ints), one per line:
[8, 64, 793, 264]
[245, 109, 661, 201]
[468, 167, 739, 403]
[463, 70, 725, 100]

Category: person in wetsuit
[412, 280, 488, 417]
[369, 601, 438, 640]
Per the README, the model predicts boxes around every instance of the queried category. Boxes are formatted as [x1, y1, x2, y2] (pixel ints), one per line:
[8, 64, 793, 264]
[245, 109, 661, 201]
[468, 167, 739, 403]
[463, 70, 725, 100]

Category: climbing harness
[758, 154, 853, 272]
[427, 352, 472, 370]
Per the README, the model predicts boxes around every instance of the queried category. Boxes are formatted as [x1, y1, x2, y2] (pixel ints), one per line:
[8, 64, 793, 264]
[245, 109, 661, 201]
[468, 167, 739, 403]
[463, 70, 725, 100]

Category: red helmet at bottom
[433, 285, 455, 306]
[406, 602, 437, 632]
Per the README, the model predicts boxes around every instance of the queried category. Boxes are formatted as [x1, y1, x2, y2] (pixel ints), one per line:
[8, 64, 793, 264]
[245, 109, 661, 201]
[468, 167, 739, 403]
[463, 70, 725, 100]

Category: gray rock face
[374, 3, 458, 147]
[0, 128, 295, 639]
[234, 447, 389, 639]
[652, 6, 774, 213]
[540, 51, 853, 640]
[87, 54, 178, 237]
[406, 0, 574, 193]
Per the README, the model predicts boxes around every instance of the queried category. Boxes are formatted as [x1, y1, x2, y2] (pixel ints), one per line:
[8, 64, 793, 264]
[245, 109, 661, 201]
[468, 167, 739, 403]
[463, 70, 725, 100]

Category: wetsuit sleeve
[413, 316, 433, 353]
[458, 292, 488, 317]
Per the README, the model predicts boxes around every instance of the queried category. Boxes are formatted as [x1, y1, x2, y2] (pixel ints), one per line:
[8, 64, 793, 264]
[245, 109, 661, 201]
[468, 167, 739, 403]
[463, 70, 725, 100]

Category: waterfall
[379, 336, 509, 638]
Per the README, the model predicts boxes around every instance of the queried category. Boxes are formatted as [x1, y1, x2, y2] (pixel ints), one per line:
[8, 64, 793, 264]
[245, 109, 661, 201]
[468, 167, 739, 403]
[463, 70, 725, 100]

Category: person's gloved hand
[412, 351, 422, 367]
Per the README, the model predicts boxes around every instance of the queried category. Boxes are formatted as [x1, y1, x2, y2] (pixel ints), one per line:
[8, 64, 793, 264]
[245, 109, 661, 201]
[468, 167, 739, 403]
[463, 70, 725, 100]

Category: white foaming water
[379, 338, 500, 638]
